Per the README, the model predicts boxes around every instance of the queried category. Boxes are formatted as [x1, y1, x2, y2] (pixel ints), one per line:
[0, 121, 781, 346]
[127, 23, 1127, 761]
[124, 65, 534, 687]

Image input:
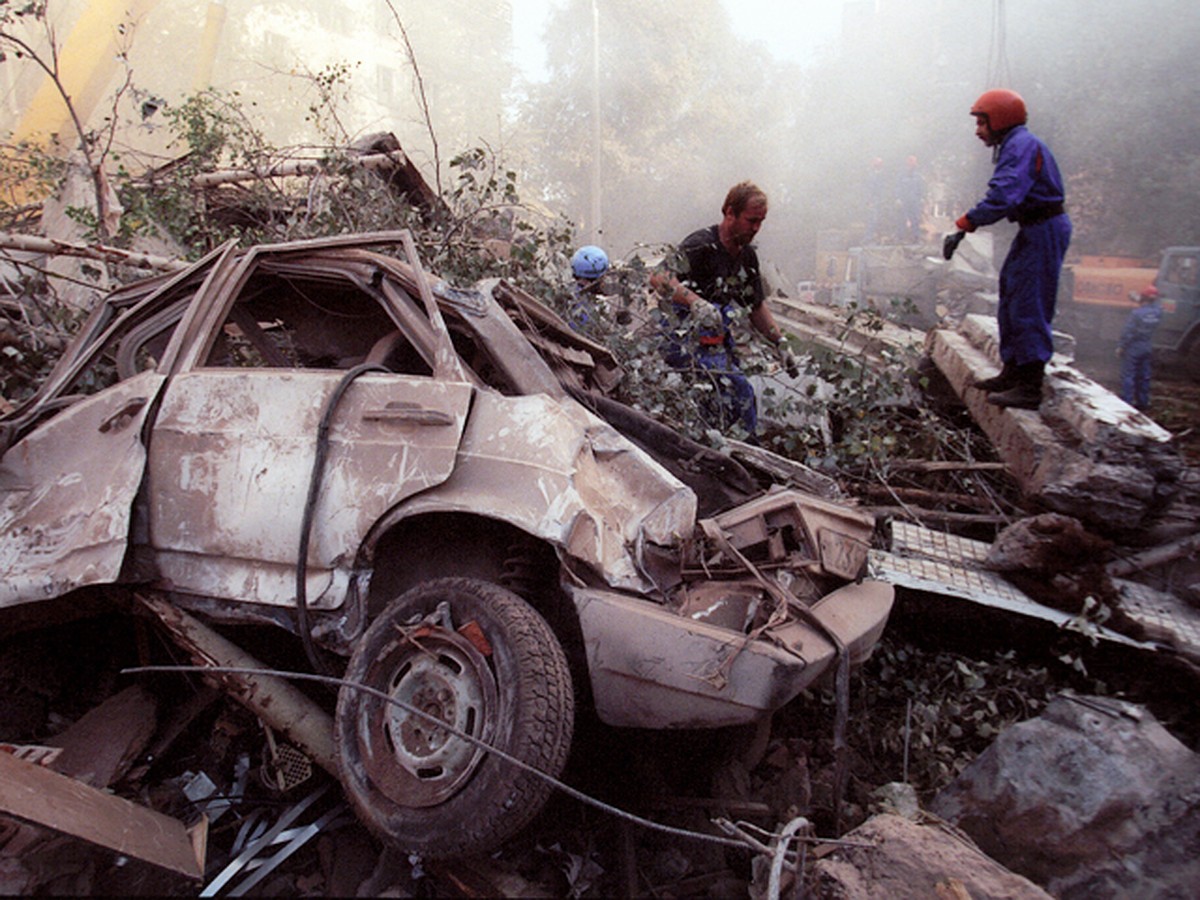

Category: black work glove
[942, 231, 966, 261]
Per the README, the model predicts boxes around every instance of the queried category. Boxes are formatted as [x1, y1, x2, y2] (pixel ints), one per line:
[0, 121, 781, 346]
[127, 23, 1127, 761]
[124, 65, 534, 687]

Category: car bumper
[568, 578, 894, 729]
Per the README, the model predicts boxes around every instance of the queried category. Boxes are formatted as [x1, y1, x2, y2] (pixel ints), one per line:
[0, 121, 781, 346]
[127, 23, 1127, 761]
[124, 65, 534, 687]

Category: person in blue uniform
[1117, 285, 1164, 411]
[566, 245, 609, 332]
[952, 89, 1072, 410]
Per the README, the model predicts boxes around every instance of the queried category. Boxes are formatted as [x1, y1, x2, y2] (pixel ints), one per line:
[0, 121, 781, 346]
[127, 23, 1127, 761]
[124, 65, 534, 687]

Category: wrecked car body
[0, 231, 893, 857]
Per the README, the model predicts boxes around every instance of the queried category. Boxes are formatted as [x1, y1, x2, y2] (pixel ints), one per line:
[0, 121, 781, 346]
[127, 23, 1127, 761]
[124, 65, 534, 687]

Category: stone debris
[926, 314, 1184, 534]
[930, 693, 1200, 899]
[811, 812, 1052, 900]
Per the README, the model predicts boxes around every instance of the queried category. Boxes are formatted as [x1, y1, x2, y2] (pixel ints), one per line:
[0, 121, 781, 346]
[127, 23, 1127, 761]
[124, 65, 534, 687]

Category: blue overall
[566, 282, 598, 332]
[1119, 301, 1163, 409]
[965, 125, 1072, 366]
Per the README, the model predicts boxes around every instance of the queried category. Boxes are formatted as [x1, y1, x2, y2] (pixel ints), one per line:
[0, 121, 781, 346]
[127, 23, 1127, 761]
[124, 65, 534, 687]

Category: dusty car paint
[0, 372, 165, 605]
[147, 371, 472, 607]
[0, 231, 893, 733]
[382, 391, 698, 594]
[574, 578, 893, 728]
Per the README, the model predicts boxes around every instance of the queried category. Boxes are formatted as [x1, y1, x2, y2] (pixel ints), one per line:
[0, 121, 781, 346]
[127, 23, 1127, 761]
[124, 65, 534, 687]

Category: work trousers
[997, 214, 1072, 365]
[1120, 348, 1153, 410]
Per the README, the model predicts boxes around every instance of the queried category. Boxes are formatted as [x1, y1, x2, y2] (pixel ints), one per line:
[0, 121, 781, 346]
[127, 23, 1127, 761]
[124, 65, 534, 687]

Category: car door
[0, 248, 233, 609]
[145, 245, 473, 611]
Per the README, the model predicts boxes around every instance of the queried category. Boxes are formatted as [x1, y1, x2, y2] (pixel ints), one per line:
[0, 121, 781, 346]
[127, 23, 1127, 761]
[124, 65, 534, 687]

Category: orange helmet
[1140, 285, 1159, 301]
[970, 89, 1027, 131]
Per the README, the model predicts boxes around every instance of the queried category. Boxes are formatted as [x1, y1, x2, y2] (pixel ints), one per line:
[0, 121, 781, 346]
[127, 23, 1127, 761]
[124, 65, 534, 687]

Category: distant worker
[566, 244, 609, 332]
[946, 89, 1072, 409]
[895, 155, 925, 243]
[651, 181, 797, 440]
[1116, 285, 1163, 411]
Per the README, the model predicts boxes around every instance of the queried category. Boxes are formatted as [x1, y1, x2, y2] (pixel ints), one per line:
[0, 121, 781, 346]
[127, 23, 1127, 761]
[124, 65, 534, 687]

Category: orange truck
[1058, 247, 1200, 378]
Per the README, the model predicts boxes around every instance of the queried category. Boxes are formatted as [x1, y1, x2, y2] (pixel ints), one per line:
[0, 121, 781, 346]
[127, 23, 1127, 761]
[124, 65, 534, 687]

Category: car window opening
[203, 271, 433, 376]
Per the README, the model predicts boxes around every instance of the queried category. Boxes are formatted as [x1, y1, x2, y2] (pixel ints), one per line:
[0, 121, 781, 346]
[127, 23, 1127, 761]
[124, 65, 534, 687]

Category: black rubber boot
[987, 362, 1044, 409]
[972, 362, 1018, 393]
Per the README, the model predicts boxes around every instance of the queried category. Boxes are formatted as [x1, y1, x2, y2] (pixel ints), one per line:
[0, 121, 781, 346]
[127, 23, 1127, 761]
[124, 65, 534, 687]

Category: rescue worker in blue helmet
[1116, 284, 1164, 411]
[948, 89, 1072, 410]
[566, 245, 609, 331]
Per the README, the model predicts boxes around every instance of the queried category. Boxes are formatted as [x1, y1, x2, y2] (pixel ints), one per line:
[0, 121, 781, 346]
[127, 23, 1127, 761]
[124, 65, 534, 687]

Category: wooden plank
[0, 750, 204, 879]
[47, 684, 157, 788]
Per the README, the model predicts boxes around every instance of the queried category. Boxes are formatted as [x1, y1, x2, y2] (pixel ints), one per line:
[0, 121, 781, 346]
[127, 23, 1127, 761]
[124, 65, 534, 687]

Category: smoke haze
[2, 0, 1197, 283]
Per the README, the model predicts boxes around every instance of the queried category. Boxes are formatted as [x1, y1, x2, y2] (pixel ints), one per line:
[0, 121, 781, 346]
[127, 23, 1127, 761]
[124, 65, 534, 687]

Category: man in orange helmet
[950, 88, 1072, 409]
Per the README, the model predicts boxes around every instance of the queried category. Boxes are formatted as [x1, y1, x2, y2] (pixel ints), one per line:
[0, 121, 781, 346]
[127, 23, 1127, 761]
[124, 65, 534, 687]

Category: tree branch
[383, 0, 441, 198]
[0, 231, 187, 273]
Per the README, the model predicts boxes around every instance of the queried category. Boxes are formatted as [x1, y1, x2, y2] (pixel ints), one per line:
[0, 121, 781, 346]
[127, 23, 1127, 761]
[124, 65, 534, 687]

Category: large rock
[810, 812, 1050, 899]
[930, 694, 1200, 898]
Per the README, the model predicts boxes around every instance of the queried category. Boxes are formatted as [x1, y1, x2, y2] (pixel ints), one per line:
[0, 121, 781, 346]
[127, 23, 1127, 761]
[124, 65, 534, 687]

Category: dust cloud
[1, 0, 1196, 283]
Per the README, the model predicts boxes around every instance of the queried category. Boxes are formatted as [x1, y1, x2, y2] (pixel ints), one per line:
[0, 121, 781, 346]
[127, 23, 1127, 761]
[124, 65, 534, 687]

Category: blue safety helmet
[571, 245, 609, 280]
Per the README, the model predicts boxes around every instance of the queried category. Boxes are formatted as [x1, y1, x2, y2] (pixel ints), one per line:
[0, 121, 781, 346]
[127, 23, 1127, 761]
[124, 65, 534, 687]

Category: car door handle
[362, 402, 454, 427]
[99, 397, 149, 433]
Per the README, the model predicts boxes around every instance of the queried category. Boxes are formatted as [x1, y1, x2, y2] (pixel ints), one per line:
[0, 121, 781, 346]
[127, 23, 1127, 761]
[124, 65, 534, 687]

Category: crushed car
[0, 231, 893, 858]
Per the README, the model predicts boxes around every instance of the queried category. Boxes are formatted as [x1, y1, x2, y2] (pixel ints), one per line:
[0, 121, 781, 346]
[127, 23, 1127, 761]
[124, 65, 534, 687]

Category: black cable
[296, 363, 391, 676]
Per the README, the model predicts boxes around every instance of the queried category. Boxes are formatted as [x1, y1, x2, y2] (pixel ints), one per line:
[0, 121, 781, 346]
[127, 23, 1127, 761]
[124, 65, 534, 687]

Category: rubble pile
[927, 314, 1185, 535]
[1, 147, 1198, 896]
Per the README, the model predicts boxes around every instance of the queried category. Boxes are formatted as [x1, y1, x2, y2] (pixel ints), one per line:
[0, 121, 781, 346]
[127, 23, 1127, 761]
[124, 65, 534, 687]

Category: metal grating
[1114, 580, 1200, 661]
[869, 521, 1156, 650]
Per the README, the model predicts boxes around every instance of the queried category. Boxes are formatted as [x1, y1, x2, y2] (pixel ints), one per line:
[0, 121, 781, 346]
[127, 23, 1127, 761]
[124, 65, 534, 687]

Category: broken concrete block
[929, 694, 1200, 899]
[985, 513, 1111, 572]
[810, 812, 1051, 899]
[926, 315, 1183, 534]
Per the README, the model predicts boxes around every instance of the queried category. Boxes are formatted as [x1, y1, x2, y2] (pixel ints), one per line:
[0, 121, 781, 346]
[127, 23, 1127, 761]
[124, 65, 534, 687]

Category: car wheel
[335, 577, 574, 858]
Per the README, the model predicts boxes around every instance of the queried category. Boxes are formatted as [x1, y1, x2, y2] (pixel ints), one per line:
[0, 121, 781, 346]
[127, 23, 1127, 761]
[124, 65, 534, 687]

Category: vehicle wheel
[335, 577, 574, 858]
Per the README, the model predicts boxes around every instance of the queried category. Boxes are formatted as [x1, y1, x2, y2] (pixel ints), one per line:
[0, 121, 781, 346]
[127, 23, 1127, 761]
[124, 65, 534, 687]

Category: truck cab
[1059, 246, 1200, 379]
[1154, 247, 1200, 367]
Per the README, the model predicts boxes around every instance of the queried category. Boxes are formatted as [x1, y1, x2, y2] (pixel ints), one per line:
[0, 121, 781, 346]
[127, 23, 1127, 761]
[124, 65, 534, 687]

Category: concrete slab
[926, 315, 1184, 533]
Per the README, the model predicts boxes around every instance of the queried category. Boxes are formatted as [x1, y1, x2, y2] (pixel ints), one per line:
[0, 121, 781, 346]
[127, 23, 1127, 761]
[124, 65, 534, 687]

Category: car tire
[334, 577, 574, 858]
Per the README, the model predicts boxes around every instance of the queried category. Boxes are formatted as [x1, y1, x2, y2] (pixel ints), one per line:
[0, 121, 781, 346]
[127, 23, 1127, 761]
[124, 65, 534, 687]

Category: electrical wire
[123, 662, 870, 863]
[295, 362, 391, 677]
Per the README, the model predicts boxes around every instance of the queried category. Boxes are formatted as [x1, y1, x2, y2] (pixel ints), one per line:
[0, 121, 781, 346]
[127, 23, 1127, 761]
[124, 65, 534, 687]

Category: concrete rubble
[930, 694, 1200, 899]
[811, 812, 1052, 900]
[926, 313, 1185, 535]
[769, 292, 926, 376]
